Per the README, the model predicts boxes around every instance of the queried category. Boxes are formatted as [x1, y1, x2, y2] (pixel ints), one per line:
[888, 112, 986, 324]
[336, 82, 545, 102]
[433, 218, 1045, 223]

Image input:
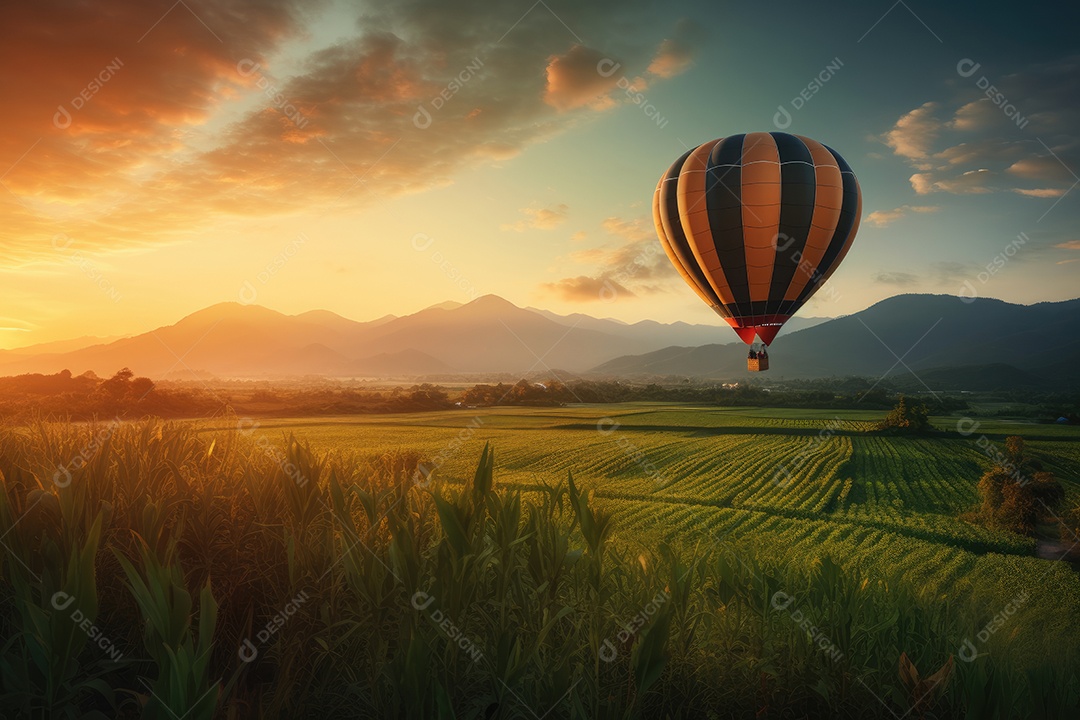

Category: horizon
[3, 1, 1079, 349]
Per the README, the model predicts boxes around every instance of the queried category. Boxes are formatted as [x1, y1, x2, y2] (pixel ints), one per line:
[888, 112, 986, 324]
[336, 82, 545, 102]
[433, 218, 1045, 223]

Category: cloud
[543, 45, 621, 111]
[0, 0, 312, 260]
[0, 0, 692, 267]
[1006, 155, 1076, 183]
[647, 39, 693, 78]
[911, 168, 997, 195]
[601, 216, 653, 242]
[542, 214, 676, 301]
[645, 18, 699, 79]
[570, 230, 587, 241]
[931, 261, 972, 284]
[1056, 240, 1080, 250]
[864, 205, 940, 227]
[1013, 188, 1066, 197]
[541, 275, 635, 302]
[501, 204, 569, 231]
[883, 102, 940, 164]
[883, 56, 1080, 199]
[873, 271, 920, 286]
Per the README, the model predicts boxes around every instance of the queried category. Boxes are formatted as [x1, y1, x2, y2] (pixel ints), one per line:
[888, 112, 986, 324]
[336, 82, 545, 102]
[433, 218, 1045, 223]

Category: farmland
[2, 403, 1079, 718]
[213, 405, 1080, 663]
[214, 403, 1073, 558]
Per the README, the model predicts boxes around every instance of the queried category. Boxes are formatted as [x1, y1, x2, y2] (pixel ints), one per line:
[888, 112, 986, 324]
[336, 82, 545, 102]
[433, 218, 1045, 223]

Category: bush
[876, 395, 932, 432]
[976, 436, 1064, 535]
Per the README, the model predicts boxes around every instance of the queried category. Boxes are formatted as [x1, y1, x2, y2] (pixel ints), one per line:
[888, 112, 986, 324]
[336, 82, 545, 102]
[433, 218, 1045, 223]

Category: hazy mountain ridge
[0, 296, 739, 379]
[592, 294, 1080, 386]
[1, 294, 1074, 386]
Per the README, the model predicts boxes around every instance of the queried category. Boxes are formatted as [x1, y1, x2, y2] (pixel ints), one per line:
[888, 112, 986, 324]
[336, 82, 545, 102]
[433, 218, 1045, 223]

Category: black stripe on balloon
[795, 145, 858, 305]
[661, 148, 725, 310]
[740, 301, 772, 318]
[766, 132, 815, 316]
[705, 134, 748, 318]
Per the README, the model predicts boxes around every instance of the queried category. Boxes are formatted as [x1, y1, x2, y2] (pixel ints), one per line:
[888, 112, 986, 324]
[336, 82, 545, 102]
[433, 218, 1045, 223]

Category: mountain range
[594, 295, 1080, 386]
[1, 294, 1076, 387]
[0, 297, 823, 380]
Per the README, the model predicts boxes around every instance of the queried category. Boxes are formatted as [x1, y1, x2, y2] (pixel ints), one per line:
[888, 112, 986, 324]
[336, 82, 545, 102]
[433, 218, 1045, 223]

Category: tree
[129, 376, 155, 399]
[876, 395, 932, 432]
[977, 435, 1064, 535]
[100, 367, 135, 399]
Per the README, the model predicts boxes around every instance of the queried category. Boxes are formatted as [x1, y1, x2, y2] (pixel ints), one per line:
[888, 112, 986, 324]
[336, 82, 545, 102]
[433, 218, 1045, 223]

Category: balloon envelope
[653, 132, 861, 345]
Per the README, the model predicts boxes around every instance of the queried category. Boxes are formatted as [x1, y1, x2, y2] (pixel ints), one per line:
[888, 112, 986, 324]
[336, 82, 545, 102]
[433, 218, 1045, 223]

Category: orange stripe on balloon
[739, 132, 781, 303]
[676, 139, 737, 308]
[653, 177, 720, 310]
[783, 136, 842, 302]
[802, 175, 862, 302]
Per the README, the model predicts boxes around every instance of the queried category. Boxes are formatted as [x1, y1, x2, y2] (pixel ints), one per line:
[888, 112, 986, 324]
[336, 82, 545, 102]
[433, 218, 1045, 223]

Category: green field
[4, 404, 1080, 718]
[213, 403, 1078, 556]
[211, 404, 1080, 661]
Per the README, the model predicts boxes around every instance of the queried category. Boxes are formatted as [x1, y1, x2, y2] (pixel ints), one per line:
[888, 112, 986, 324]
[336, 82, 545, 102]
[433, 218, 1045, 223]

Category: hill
[592, 295, 1080, 387]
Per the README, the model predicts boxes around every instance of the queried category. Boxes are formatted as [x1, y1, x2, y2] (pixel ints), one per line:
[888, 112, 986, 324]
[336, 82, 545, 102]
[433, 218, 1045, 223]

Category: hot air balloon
[653, 132, 861, 371]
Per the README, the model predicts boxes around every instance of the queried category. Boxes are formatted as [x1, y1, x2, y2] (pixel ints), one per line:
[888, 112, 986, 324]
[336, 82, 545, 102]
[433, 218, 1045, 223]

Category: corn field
[1, 416, 1078, 719]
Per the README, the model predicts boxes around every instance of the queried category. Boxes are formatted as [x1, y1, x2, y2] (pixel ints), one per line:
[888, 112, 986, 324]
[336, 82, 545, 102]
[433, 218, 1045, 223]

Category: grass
[1, 404, 1079, 718]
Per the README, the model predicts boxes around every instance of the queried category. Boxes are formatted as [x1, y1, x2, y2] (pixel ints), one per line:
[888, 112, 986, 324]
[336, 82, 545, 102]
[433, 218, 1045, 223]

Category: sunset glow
[2, 1, 1078, 348]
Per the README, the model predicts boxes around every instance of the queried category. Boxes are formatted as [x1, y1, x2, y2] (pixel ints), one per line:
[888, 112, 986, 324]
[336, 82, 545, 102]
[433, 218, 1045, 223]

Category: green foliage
[976, 435, 1065, 535]
[876, 395, 933, 433]
[0, 414, 1078, 719]
[113, 537, 225, 720]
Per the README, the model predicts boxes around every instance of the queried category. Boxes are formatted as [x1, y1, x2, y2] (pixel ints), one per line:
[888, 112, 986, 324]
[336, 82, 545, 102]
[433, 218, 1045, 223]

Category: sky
[2, 0, 1079, 348]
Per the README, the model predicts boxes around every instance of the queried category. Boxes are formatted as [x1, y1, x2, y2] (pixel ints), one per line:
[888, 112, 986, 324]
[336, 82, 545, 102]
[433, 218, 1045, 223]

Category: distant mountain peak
[174, 301, 285, 326]
[466, 294, 518, 309]
[425, 301, 464, 311]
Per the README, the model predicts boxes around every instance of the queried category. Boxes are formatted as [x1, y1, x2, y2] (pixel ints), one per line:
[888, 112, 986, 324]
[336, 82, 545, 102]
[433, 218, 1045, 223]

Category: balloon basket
[747, 342, 769, 371]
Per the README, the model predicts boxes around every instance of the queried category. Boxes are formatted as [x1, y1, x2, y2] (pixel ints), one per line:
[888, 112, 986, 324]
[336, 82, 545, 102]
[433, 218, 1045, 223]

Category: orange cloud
[883, 102, 940, 163]
[541, 275, 634, 302]
[502, 204, 570, 232]
[864, 205, 940, 227]
[0, 2, 695, 273]
[601, 216, 653, 242]
[543, 45, 620, 111]
[647, 38, 694, 78]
